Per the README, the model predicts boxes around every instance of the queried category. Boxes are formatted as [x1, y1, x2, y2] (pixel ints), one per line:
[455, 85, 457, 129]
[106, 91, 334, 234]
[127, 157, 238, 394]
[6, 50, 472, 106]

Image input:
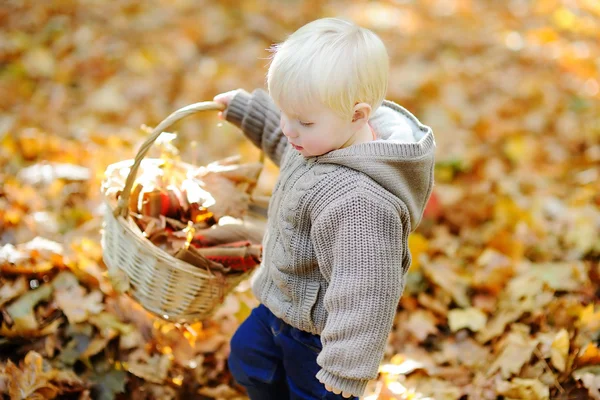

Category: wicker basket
[100, 101, 265, 323]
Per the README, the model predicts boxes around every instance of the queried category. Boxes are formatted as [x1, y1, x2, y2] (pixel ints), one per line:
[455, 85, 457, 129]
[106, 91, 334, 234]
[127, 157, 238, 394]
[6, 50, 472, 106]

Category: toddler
[214, 17, 435, 399]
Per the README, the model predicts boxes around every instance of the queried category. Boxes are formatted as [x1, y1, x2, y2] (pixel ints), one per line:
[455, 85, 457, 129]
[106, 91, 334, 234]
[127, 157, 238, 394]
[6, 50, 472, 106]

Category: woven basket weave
[100, 101, 264, 323]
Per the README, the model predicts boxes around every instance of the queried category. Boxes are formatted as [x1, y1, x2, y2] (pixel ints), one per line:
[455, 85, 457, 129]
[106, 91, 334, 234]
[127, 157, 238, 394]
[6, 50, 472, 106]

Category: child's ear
[352, 103, 372, 123]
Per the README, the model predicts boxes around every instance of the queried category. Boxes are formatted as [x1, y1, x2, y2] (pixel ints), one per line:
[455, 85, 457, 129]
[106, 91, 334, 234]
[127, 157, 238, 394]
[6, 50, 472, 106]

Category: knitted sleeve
[311, 191, 409, 398]
[224, 88, 289, 166]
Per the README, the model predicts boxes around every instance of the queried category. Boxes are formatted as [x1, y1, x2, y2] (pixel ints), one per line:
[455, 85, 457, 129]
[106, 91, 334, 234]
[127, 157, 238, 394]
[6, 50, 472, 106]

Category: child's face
[279, 104, 366, 157]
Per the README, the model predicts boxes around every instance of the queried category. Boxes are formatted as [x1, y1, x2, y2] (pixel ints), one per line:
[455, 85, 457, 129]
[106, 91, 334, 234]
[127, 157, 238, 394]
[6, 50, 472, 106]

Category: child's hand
[213, 89, 241, 120]
[320, 380, 353, 398]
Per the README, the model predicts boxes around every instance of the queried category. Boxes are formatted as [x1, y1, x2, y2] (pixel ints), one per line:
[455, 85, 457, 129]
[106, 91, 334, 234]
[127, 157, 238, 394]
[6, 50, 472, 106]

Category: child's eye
[299, 121, 313, 127]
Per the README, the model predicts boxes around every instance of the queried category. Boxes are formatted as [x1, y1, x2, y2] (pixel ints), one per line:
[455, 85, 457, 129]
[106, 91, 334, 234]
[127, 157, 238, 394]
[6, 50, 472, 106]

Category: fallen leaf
[550, 329, 570, 372]
[488, 325, 538, 379]
[577, 342, 600, 368]
[472, 248, 514, 294]
[448, 307, 488, 332]
[406, 309, 439, 342]
[573, 366, 600, 400]
[578, 304, 600, 331]
[90, 367, 127, 400]
[0, 276, 28, 307]
[422, 260, 470, 307]
[125, 349, 172, 384]
[476, 309, 522, 343]
[408, 233, 429, 271]
[5, 284, 53, 331]
[6, 351, 59, 400]
[54, 278, 104, 324]
[496, 378, 550, 400]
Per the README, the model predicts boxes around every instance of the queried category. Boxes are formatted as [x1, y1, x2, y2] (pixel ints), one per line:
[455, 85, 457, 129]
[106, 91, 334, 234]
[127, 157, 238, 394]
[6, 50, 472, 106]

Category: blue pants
[228, 304, 359, 400]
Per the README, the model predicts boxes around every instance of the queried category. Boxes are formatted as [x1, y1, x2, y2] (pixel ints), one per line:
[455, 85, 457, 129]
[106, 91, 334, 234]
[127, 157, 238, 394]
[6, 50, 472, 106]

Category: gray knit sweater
[225, 89, 435, 397]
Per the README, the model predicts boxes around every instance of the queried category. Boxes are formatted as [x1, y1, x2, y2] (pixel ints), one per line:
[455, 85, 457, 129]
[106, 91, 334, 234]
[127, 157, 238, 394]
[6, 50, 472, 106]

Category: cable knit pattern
[225, 89, 435, 398]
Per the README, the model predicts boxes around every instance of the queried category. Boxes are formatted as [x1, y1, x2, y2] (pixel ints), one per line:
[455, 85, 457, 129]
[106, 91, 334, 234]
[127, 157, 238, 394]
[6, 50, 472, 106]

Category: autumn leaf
[550, 329, 570, 373]
[405, 309, 438, 342]
[421, 260, 470, 308]
[488, 325, 539, 379]
[90, 367, 127, 400]
[0, 276, 28, 307]
[496, 378, 550, 400]
[573, 366, 600, 400]
[577, 343, 600, 368]
[407, 233, 429, 271]
[5, 284, 53, 331]
[6, 351, 59, 400]
[125, 349, 172, 384]
[448, 307, 487, 332]
[1, 2, 599, 399]
[53, 272, 104, 324]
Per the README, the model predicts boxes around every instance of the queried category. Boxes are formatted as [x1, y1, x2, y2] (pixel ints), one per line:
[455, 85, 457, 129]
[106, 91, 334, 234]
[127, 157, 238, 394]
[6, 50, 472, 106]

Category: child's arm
[311, 192, 410, 398]
[221, 89, 289, 167]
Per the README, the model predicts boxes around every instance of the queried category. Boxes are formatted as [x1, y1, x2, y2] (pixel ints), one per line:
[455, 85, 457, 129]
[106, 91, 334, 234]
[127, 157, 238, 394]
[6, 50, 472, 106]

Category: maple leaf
[53, 272, 104, 324]
[6, 351, 59, 400]
[487, 324, 539, 379]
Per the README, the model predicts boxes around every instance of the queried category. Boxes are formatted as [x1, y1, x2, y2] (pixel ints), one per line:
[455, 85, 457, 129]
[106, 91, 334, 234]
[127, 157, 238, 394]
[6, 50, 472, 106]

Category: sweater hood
[314, 100, 436, 230]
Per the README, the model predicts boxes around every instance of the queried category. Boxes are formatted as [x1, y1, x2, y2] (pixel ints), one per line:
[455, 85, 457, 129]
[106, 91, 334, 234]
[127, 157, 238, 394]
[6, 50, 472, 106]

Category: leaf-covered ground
[1, 0, 599, 399]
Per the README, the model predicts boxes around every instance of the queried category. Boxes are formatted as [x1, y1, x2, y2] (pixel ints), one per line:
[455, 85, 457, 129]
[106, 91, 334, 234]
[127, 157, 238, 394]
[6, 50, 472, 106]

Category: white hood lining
[369, 105, 425, 144]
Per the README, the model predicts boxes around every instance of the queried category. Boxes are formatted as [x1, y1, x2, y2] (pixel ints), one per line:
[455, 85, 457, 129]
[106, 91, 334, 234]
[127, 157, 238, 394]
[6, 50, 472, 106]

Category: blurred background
[0, 0, 599, 399]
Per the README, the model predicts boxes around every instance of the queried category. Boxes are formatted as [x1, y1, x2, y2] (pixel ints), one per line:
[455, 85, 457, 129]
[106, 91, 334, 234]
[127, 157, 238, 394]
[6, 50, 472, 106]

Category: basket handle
[114, 101, 262, 218]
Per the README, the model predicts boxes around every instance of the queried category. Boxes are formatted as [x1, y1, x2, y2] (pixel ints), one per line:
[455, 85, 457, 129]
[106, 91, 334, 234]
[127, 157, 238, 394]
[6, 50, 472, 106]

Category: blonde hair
[267, 18, 389, 119]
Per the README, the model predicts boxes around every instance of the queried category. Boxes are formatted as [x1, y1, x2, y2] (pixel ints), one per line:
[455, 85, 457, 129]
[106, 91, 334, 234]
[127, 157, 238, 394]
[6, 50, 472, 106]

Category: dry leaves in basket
[106, 155, 266, 275]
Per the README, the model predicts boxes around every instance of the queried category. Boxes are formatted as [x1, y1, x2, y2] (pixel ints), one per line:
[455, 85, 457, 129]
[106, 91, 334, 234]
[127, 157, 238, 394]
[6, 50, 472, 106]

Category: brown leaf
[487, 325, 538, 379]
[6, 351, 59, 400]
[54, 285, 104, 324]
[0, 276, 28, 307]
[125, 349, 172, 384]
[405, 309, 438, 342]
[422, 259, 470, 308]
[496, 378, 550, 400]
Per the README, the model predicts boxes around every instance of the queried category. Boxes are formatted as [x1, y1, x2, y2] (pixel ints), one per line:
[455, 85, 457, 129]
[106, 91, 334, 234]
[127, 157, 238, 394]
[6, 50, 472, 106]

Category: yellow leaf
[496, 378, 550, 400]
[493, 197, 531, 230]
[448, 307, 488, 332]
[550, 329, 570, 372]
[408, 233, 429, 271]
[503, 135, 527, 163]
[578, 304, 600, 331]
